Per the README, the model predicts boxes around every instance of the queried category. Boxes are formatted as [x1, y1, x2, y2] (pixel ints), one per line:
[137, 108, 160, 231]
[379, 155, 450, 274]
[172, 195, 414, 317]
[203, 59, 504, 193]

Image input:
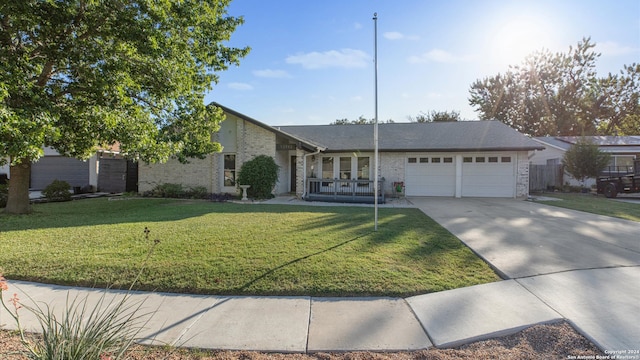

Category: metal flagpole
[373, 12, 379, 231]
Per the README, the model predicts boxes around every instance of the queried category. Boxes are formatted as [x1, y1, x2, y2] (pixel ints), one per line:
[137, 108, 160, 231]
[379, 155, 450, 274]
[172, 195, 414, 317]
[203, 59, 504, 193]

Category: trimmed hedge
[237, 155, 279, 199]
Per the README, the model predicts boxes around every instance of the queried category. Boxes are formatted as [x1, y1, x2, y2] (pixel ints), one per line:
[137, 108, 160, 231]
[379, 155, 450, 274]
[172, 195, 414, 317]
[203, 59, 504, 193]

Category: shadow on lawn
[236, 232, 371, 294]
[0, 197, 403, 231]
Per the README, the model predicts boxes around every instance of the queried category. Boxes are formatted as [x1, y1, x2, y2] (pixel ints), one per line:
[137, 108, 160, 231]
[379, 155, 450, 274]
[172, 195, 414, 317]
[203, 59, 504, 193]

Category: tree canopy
[331, 116, 394, 125]
[409, 110, 461, 122]
[469, 38, 639, 137]
[0, 0, 249, 213]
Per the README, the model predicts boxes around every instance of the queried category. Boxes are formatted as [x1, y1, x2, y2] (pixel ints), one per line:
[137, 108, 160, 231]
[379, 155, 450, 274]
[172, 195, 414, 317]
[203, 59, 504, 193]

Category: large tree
[0, 0, 249, 214]
[469, 38, 639, 137]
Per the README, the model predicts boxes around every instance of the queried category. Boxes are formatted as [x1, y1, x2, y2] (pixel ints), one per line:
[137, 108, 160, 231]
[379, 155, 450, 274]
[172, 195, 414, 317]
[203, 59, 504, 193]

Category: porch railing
[305, 178, 385, 204]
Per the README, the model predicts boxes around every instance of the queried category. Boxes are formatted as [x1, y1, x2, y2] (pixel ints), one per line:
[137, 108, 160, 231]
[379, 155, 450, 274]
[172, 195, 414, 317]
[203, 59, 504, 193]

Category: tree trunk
[5, 159, 32, 214]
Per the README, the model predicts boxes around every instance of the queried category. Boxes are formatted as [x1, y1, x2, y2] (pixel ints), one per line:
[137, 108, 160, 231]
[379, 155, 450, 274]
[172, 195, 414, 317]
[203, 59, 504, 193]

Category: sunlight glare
[489, 14, 555, 69]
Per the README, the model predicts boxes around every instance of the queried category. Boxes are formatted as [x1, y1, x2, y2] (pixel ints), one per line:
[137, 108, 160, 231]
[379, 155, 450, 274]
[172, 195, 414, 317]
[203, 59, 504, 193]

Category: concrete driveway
[411, 197, 640, 278]
[410, 197, 640, 351]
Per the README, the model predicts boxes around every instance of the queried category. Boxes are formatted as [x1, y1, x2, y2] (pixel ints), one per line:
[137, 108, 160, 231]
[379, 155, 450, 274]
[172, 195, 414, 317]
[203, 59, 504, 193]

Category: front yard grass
[0, 198, 499, 297]
[536, 193, 640, 222]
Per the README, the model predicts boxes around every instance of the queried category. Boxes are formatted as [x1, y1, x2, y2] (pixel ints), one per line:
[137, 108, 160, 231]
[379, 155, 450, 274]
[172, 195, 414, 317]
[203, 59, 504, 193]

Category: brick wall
[516, 151, 530, 198]
[139, 116, 277, 195]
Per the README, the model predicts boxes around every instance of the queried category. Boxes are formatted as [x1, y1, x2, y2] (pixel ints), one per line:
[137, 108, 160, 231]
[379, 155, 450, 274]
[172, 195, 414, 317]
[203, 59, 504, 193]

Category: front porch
[304, 178, 385, 204]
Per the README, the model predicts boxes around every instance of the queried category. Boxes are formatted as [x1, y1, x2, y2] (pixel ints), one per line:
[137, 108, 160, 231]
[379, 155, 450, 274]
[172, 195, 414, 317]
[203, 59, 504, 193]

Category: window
[322, 157, 334, 179]
[432, 157, 441, 163]
[224, 154, 236, 187]
[408, 157, 417, 163]
[501, 156, 511, 163]
[419, 157, 429, 163]
[443, 157, 453, 163]
[339, 157, 351, 180]
[488, 157, 498, 163]
[476, 157, 485, 163]
[357, 157, 370, 179]
[463, 157, 473, 163]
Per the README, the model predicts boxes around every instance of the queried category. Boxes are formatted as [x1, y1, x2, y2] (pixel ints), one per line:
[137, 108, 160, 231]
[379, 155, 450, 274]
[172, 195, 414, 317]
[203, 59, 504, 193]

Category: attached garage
[460, 154, 515, 197]
[404, 153, 517, 198]
[405, 155, 456, 196]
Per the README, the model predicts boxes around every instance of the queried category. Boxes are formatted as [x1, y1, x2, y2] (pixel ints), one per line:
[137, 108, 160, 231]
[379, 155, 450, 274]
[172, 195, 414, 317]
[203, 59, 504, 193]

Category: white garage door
[405, 155, 455, 196]
[461, 155, 515, 197]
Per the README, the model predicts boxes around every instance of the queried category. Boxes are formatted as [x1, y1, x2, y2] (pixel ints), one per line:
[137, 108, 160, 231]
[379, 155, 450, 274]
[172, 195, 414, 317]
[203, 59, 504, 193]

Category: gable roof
[279, 121, 544, 152]
[211, 102, 324, 152]
[534, 136, 640, 153]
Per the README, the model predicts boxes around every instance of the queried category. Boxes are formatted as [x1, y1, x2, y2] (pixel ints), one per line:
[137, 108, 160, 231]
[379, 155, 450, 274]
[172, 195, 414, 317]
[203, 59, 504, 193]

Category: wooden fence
[530, 164, 564, 191]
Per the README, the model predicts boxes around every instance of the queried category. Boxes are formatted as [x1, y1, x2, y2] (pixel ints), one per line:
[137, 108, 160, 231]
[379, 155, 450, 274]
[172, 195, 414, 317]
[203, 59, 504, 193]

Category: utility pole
[373, 12, 379, 231]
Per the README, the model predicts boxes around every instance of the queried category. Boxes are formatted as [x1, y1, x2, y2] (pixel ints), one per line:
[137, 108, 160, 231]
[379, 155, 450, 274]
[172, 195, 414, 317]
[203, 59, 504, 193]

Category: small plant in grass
[0, 228, 161, 360]
[237, 155, 279, 199]
[42, 180, 72, 201]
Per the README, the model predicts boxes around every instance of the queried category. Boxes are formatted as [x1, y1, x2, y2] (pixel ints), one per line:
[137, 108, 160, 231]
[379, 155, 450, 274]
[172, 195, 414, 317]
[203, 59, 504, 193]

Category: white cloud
[228, 82, 253, 90]
[252, 69, 292, 78]
[286, 49, 369, 69]
[354, 22, 363, 30]
[384, 31, 404, 40]
[384, 31, 419, 40]
[408, 49, 471, 64]
[350, 95, 363, 102]
[596, 41, 639, 56]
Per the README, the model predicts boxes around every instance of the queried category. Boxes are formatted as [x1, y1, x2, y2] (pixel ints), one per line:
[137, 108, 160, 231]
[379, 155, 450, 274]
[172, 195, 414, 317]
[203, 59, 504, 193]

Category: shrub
[237, 155, 279, 199]
[42, 180, 72, 201]
[145, 183, 211, 199]
[0, 182, 8, 208]
[186, 185, 209, 199]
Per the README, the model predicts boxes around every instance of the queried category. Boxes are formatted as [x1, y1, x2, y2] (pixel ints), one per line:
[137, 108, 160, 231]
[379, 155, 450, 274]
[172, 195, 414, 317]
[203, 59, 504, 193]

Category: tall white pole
[373, 12, 379, 231]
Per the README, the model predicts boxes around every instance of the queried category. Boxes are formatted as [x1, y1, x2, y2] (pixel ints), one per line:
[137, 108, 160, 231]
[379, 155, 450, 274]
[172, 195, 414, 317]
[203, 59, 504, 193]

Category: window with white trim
[224, 154, 236, 187]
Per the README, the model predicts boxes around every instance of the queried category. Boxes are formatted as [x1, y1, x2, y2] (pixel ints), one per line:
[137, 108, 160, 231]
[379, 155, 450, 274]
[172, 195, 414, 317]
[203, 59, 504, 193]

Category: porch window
[322, 157, 334, 179]
[224, 154, 236, 186]
[357, 157, 370, 179]
[340, 157, 351, 180]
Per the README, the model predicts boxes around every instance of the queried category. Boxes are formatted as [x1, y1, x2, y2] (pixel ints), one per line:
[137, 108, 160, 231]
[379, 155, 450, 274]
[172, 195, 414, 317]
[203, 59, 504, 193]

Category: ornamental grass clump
[0, 228, 161, 360]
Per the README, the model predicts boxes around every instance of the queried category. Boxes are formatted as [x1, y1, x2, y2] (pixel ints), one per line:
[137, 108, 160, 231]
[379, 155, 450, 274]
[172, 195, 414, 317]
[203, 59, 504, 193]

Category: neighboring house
[531, 136, 640, 187]
[139, 103, 544, 200]
[1, 145, 137, 193]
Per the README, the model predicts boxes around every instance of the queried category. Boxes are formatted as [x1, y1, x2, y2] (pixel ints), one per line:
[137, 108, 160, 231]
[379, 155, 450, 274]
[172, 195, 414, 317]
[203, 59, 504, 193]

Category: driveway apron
[410, 197, 640, 352]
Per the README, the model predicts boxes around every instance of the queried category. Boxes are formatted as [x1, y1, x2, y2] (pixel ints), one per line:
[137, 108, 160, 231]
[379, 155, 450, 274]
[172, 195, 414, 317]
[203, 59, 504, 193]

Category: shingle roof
[534, 136, 640, 153]
[279, 121, 544, 152]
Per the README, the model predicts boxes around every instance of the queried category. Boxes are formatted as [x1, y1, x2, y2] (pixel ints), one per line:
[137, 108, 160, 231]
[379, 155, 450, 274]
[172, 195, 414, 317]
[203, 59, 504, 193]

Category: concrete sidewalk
[1, 279, 562, 352]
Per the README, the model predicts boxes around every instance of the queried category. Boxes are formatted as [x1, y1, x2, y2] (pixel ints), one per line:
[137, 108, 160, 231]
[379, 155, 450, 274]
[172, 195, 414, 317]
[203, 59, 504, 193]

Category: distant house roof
[534, 136, 640, 154]
[279, 121, 544, 152]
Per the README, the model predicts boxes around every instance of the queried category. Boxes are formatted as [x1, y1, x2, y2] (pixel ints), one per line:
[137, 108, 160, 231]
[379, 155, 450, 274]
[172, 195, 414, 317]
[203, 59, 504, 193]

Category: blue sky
[205, 0, 640, 126]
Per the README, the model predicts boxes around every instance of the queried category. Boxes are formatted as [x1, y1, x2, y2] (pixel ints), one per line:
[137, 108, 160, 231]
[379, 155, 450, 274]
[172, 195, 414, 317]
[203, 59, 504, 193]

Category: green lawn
[0, 198, 499, 297]
[536, 193, 640, 222]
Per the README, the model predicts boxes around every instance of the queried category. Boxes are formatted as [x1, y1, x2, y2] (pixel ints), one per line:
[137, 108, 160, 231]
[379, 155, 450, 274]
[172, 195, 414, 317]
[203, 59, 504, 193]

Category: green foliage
[562, 138, 611, 183]
[0, 229, 160, 360]
[0, 0, 249, 213]
[145, 183, 209, 199]
[42, 180, 72, 201]
[0, 183, 7, 208]
[411, 110, 461, 122]
[331, 115, 395, 124]
[0, 199, 499, 296]
[237, 155, 280, 199]
[469, 38, 639, 136]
